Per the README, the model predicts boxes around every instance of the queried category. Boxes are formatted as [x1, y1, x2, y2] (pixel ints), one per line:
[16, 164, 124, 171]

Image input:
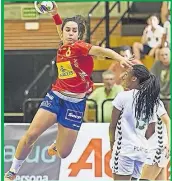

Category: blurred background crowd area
[4, 1, 171, 123]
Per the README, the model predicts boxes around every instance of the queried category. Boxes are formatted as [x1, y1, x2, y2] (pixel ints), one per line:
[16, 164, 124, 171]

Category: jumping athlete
[5, 3, 132, 180]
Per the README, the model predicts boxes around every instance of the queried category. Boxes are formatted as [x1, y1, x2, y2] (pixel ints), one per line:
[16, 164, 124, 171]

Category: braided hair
[61, 15, 87, 40]
[132, 64, 160, 121]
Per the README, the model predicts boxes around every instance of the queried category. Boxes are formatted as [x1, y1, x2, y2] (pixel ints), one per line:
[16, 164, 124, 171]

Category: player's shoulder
[164, 20, 170, 27]
[118, 89, 136, 95]
[157, 24, 164, 29]
[156, 25, 165, 32]
[157, 100, 165, 109]
[74, 40, 83, 44]
[117, 89, 138, 100]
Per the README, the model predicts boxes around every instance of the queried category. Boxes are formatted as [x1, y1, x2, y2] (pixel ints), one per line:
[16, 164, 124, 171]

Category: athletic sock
[9, 157, 25, 173]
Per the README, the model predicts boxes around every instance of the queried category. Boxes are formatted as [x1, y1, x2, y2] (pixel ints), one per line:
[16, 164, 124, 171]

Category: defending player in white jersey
[109, 64, 165, 180]
[140, 101, 170, 181]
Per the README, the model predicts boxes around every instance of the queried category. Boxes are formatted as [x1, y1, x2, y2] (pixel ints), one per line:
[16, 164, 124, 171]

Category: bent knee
[58, 150, 72, 159]
[133, 42, 141, 48]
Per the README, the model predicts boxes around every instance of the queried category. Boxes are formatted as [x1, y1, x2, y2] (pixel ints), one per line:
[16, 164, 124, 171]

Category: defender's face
[120, 69, 136, 90]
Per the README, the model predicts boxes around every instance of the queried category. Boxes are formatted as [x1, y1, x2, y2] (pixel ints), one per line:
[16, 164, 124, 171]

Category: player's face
[62, 21, 79, 45]
[150, 16, 159, 28]
[120, 69, 136, 90]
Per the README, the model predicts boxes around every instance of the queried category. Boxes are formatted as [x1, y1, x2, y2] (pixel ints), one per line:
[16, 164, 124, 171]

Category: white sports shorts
[145, 148, 170, 167]
[111, 155, 144, 179]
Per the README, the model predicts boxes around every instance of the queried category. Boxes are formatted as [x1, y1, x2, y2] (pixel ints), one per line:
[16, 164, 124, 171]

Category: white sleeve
[163, 21, 170, 33]
[149, 101, 167, 123]
[163, 22, 167, 29]
[159, 25, 165, 33]
[149, 112, 158, 123]
[157, 100, 167, 117]
[112, 92, 124, 111]
[161, 27, 165, 34]
[149, 100, 167, 123]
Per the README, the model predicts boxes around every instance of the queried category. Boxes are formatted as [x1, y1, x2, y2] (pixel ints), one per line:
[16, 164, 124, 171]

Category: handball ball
[34, 1, 55, 14]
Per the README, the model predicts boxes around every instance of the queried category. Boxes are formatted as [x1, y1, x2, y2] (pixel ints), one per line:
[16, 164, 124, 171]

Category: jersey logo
[57, 61, 76, 79]
[65, 109, 83, 123]
[136, 119, 147, 130]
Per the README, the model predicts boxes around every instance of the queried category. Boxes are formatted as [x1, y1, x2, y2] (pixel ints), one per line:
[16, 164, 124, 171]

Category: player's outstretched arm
[49, 2, 63, 40]
[89, 46, 133, 69]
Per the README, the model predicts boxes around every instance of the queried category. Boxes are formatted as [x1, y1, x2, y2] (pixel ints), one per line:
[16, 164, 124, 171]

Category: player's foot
[4, 170, 16, 180]
[47, 142, 57, 156]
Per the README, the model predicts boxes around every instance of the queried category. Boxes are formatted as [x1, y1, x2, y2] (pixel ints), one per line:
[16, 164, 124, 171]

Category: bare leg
[140, 164, 162, 180]
[155, 167, 167, 180]
[55, 123, 79, 158]
[132, 42, 144, 60]
[113, 173, 132, 180]
[148, 47, 156, 57]
[15, 109, 57, 160]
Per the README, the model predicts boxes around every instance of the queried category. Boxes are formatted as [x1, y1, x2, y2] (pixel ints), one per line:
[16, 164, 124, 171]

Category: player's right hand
[49, 2, 58, 16]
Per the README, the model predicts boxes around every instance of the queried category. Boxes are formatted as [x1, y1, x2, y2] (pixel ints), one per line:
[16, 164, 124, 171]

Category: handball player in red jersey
[5, 3, 132, 180]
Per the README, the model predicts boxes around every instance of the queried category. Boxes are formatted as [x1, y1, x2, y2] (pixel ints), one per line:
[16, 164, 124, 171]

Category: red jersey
[52, 41, 94, 93]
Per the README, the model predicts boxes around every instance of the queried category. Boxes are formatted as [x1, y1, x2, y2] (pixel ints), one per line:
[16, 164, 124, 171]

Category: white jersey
[112, 89, 160, 162]
[146, 101, 169, 167]
[144, 25, 164, 48]
[148, 101, 168, 150]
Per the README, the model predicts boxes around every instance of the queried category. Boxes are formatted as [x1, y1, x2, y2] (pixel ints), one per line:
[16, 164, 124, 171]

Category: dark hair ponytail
[133, 65, 160, 121]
